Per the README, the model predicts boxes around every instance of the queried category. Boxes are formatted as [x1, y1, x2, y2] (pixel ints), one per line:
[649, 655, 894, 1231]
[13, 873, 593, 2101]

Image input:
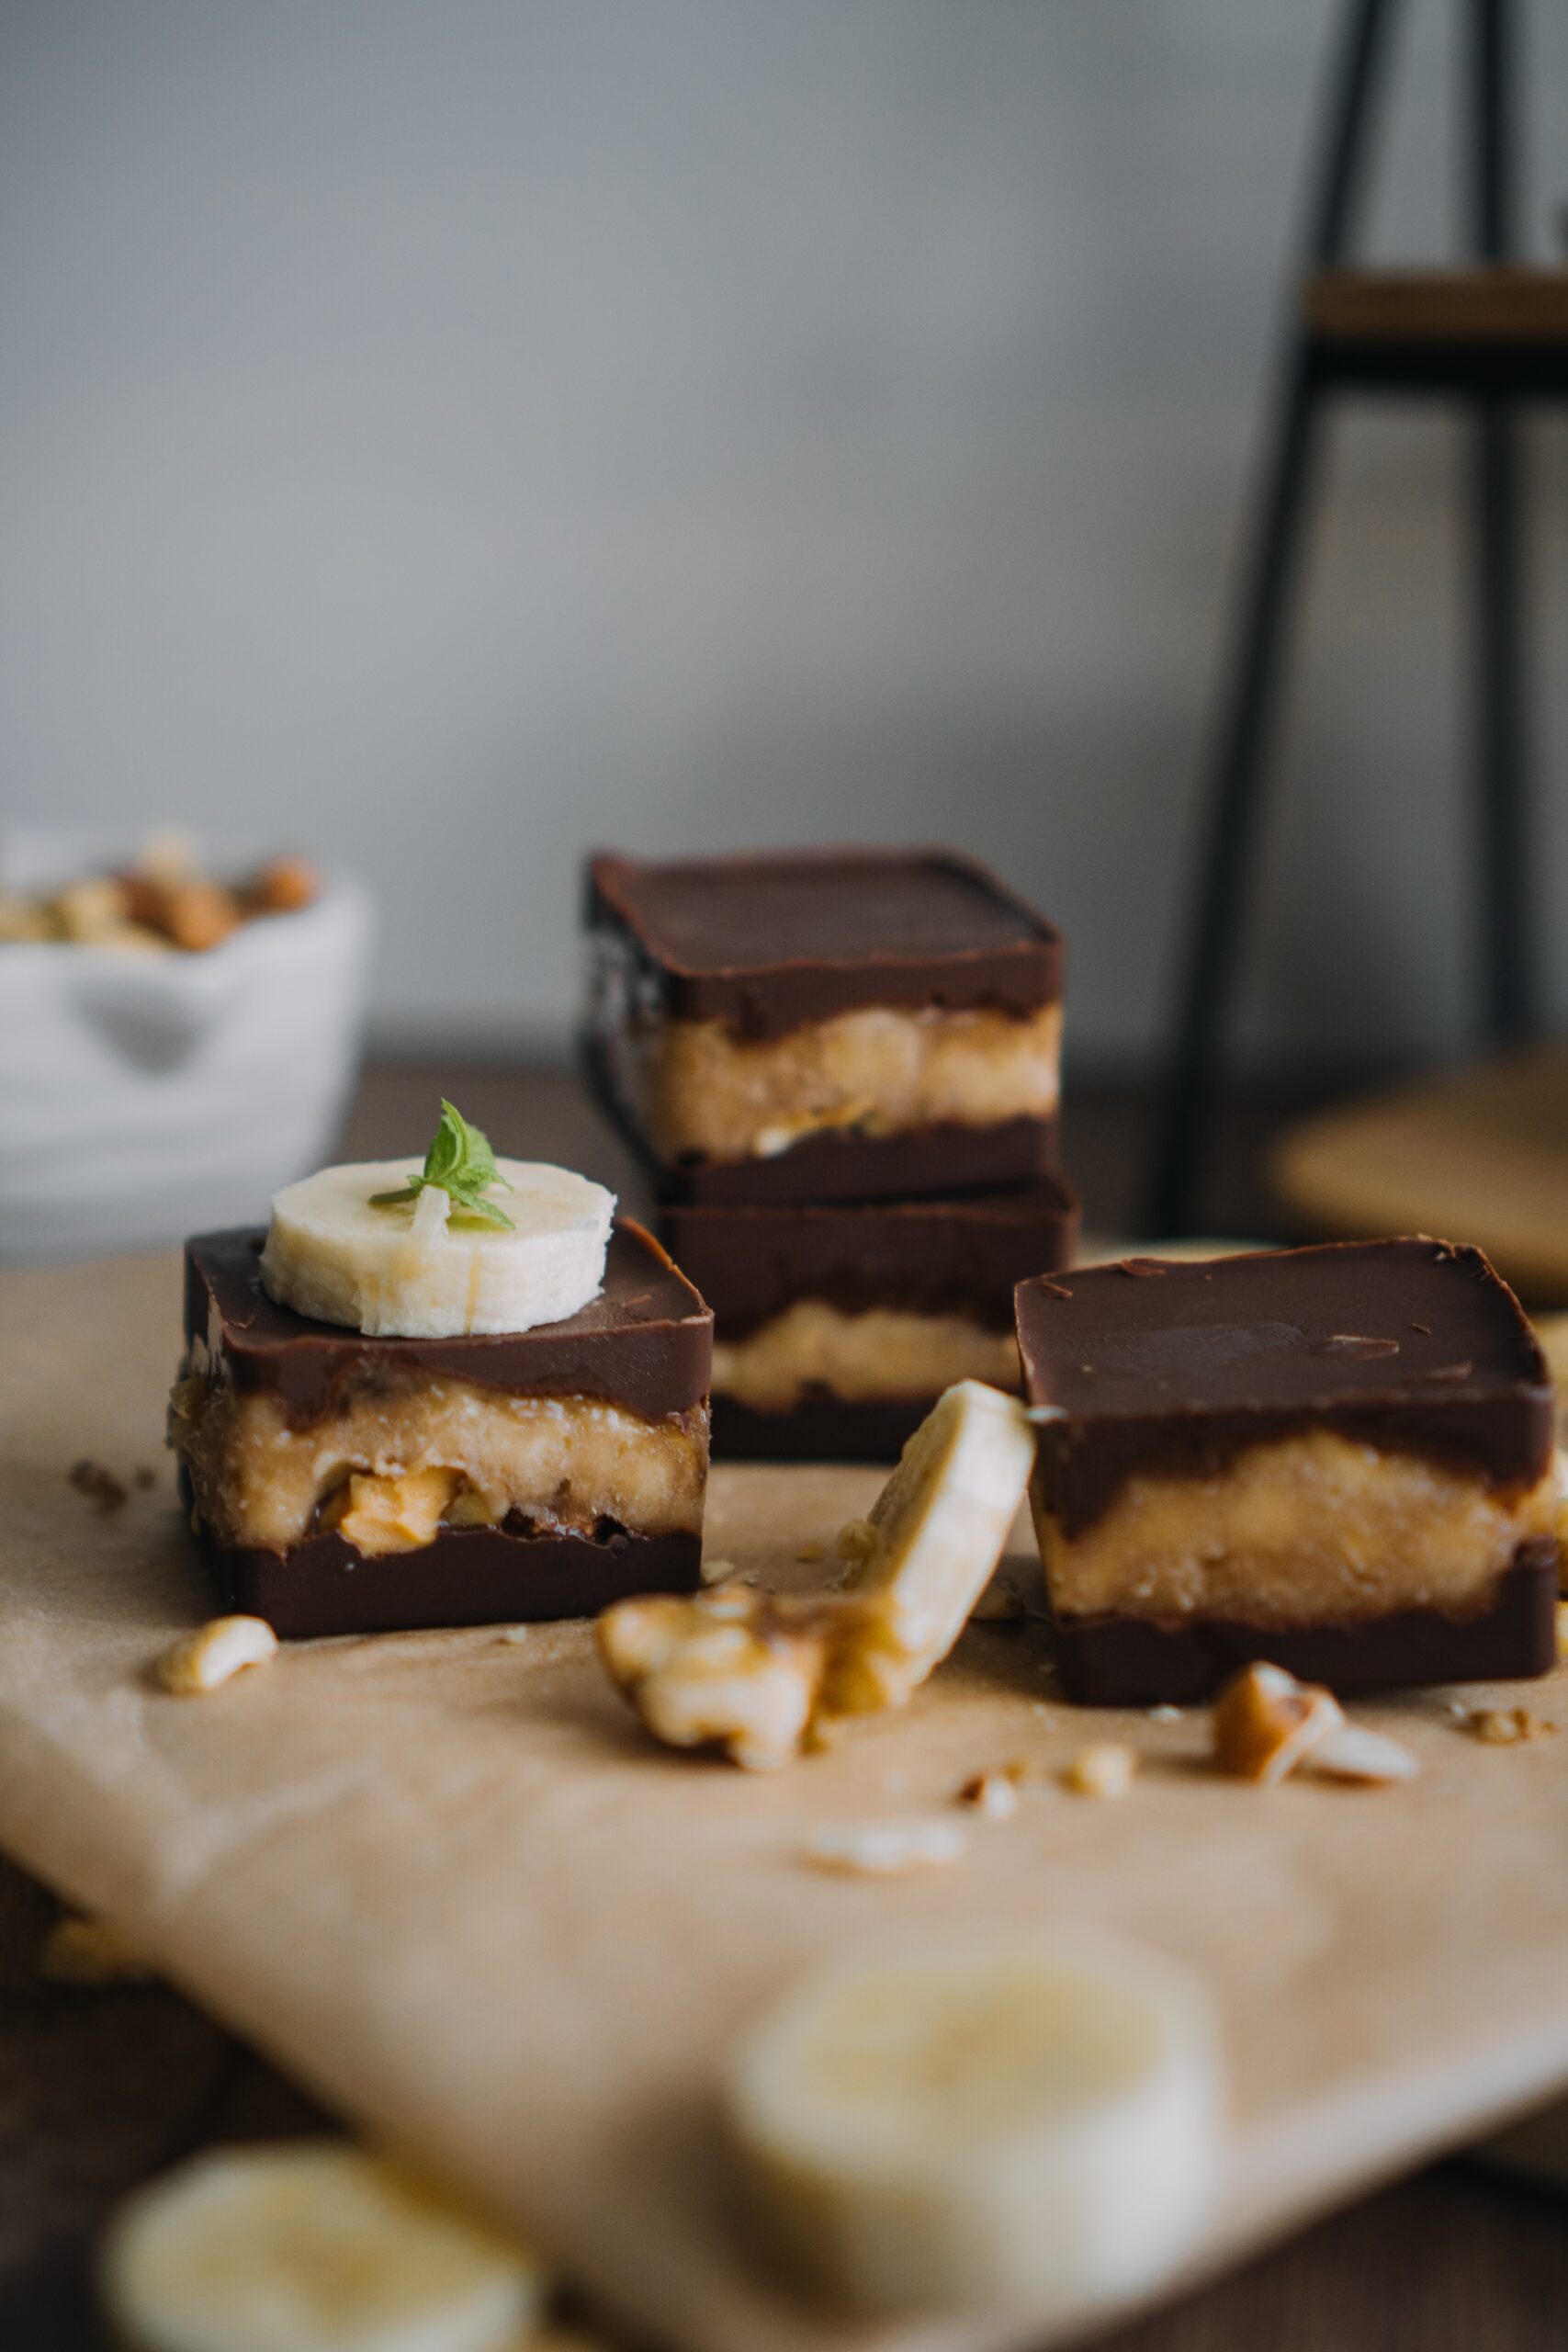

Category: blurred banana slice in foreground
[725, 1931, 1223, 2321]
[100, 2141, 545, 2352]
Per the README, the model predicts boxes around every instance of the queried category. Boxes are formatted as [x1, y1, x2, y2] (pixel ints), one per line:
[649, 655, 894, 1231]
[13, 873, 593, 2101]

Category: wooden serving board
[1272, 1045, 1568, 1304]
[5, 1252, 1568, 2352]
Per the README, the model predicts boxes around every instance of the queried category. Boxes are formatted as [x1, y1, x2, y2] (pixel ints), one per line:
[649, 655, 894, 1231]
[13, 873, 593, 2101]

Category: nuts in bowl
[0, 829, 373, 1263]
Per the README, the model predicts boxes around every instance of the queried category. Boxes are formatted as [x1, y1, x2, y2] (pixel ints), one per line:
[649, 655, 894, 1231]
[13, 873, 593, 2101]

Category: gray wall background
[3, 0, 1565, 1071]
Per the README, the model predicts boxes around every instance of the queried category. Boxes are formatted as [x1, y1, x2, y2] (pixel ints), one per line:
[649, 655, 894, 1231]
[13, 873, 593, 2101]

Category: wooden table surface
[5, 1063, 1565, 2351]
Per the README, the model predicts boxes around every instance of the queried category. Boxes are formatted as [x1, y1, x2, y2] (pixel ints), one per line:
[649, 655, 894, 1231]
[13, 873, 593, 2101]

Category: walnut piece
[1464, 1706, 1558, 1746]
[1212, 1662, 1344, 1785]
[1063, 1743, 1138, 1800]
[598, 1584, 905, 1772]
[956, 1768, 1022, 1820]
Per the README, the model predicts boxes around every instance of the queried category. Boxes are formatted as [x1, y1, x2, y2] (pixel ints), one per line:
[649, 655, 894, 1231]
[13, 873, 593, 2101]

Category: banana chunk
[725, 1931, 1222, 2320]
[825, 1378, 1036, 1716]
[99, 2140, 545, 2352]
[261, 1159, 614, 1338]
[598, 1381, 1035, 1768]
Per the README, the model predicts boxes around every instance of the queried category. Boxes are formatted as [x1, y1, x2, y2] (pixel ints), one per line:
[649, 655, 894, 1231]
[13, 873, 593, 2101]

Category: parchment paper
[6, 1250, 1568, 2351]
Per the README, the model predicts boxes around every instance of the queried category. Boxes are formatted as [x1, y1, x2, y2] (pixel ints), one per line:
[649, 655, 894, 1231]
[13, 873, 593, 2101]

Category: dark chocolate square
[1016, 1239, 1553, 1539]
[661, 1180, 1079, 1341]
[186, 1220, 712, 1423]
[586, 847, 1063, 1035]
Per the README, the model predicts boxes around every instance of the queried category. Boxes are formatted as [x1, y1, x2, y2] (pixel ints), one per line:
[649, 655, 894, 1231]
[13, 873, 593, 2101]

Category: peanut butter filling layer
[171, 1365, 707, 1555]
[711, 1303, 1020, 1412]
[1032, 1430, 1560, 1629]
[612, 1001, 1061, 1165]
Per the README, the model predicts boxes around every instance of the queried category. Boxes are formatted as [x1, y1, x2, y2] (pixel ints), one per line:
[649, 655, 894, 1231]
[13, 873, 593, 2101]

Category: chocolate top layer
[586, 847, 1063, 1035]
[1016, 1238, 1553, 1533]
[661, 1179, 1079, 1337]
[185, 1221, 712, 1424]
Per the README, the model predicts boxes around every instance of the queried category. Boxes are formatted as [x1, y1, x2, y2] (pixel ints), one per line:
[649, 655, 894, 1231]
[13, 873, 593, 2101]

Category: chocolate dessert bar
[663, 1180, 1079, 1461]
[171, 1221, 713, 1635]
[1016, 1240, 1560, 1703]
[584, 849, 1064, 1204]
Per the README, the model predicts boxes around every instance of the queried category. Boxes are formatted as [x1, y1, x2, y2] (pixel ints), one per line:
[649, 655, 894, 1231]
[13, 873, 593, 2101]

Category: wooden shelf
[1304, 267, 1568, 344]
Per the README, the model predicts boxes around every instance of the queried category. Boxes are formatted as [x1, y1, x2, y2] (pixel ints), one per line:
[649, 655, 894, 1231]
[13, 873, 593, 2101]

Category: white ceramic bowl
[0, 830, 374, 1264]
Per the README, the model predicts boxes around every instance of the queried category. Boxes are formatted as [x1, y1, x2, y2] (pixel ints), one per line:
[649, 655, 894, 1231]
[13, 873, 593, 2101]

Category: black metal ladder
[1145, 0, 1568, 1237]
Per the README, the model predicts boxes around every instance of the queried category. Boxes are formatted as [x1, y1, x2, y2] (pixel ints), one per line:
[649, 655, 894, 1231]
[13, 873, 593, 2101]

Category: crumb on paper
[39, 1915, 150, 1989]
[1147, 1704, 1184, 1724]
[971, 1558, 1042, 1623]
[699, 1555, 739, 1587]
[156, 1614, 279, 1695]
[956, 1769, 1021, 1821]
[1063, 1743, 1138, 1800]
[803, 1817, 968, 1877]
[1212, 1661, 1343, 1786]
[68, 1459, 129, 1513]
[795, 1542, 825, 1564]
[834, 1517, 877, 1567]
[1463, 1706, 1558, 1746]
[1310, 1723, 1419, 1784]
[494, 1625, 531, 1646]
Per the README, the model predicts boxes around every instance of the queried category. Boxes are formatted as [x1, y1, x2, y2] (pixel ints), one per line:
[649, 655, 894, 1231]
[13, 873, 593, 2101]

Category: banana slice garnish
[261, 1159, 614, 1339]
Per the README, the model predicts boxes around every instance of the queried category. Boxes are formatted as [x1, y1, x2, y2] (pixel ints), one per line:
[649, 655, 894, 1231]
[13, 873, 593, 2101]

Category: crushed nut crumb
[957, 1770, 1021, 1820]
[493, 1625, 530, 1646]
[698, 1555, 739, 1586]
[1064, 1743, 1138, 1799]
[68, 1459, 128, 1513]
[1310, 1724, 1419, 1783]
[804, 1817, 968, 1876]
[795, 1542, 825, 1564]
[834, 1517, 877, 1567]
[156, 1614, 278, 1695]
[1464, 1706, 1558, 1746]
[39, 1915, 149, 1988]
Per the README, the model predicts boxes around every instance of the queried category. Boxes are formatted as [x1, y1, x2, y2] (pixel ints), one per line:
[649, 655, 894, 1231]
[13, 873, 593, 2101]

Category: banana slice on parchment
[99, 2141, 545, 2352]
[725, 1931, 1223, 2322]
[825, 1376, 1037, 1716]
[261, 1159, 614, 1339]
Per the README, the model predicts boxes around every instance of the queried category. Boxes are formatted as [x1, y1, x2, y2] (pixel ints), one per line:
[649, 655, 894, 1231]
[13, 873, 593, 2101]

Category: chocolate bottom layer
[711, 1393, 933, 1464]
[1051, 1543, 1560, 1705]
[583, 1038, 1058, 1204]
[197, 1521, 703, 1639]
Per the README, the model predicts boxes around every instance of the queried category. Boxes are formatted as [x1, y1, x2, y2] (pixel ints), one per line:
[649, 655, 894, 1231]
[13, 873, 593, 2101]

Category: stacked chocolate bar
[583, 848, 1079, 1459]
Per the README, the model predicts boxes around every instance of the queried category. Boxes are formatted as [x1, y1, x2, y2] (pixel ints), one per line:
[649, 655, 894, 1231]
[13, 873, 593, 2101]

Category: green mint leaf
[368, 1100, 513, 1227]
[446, 1192, 515, 1230]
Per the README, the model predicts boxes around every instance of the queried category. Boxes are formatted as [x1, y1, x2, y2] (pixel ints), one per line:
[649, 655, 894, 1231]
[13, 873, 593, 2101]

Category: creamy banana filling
[1034, 1430, 1560, 1629]
[171, 1366, 706, 1555]
[605, 1001, 1061, 1165]
[712, 1302, 1020, 1412]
